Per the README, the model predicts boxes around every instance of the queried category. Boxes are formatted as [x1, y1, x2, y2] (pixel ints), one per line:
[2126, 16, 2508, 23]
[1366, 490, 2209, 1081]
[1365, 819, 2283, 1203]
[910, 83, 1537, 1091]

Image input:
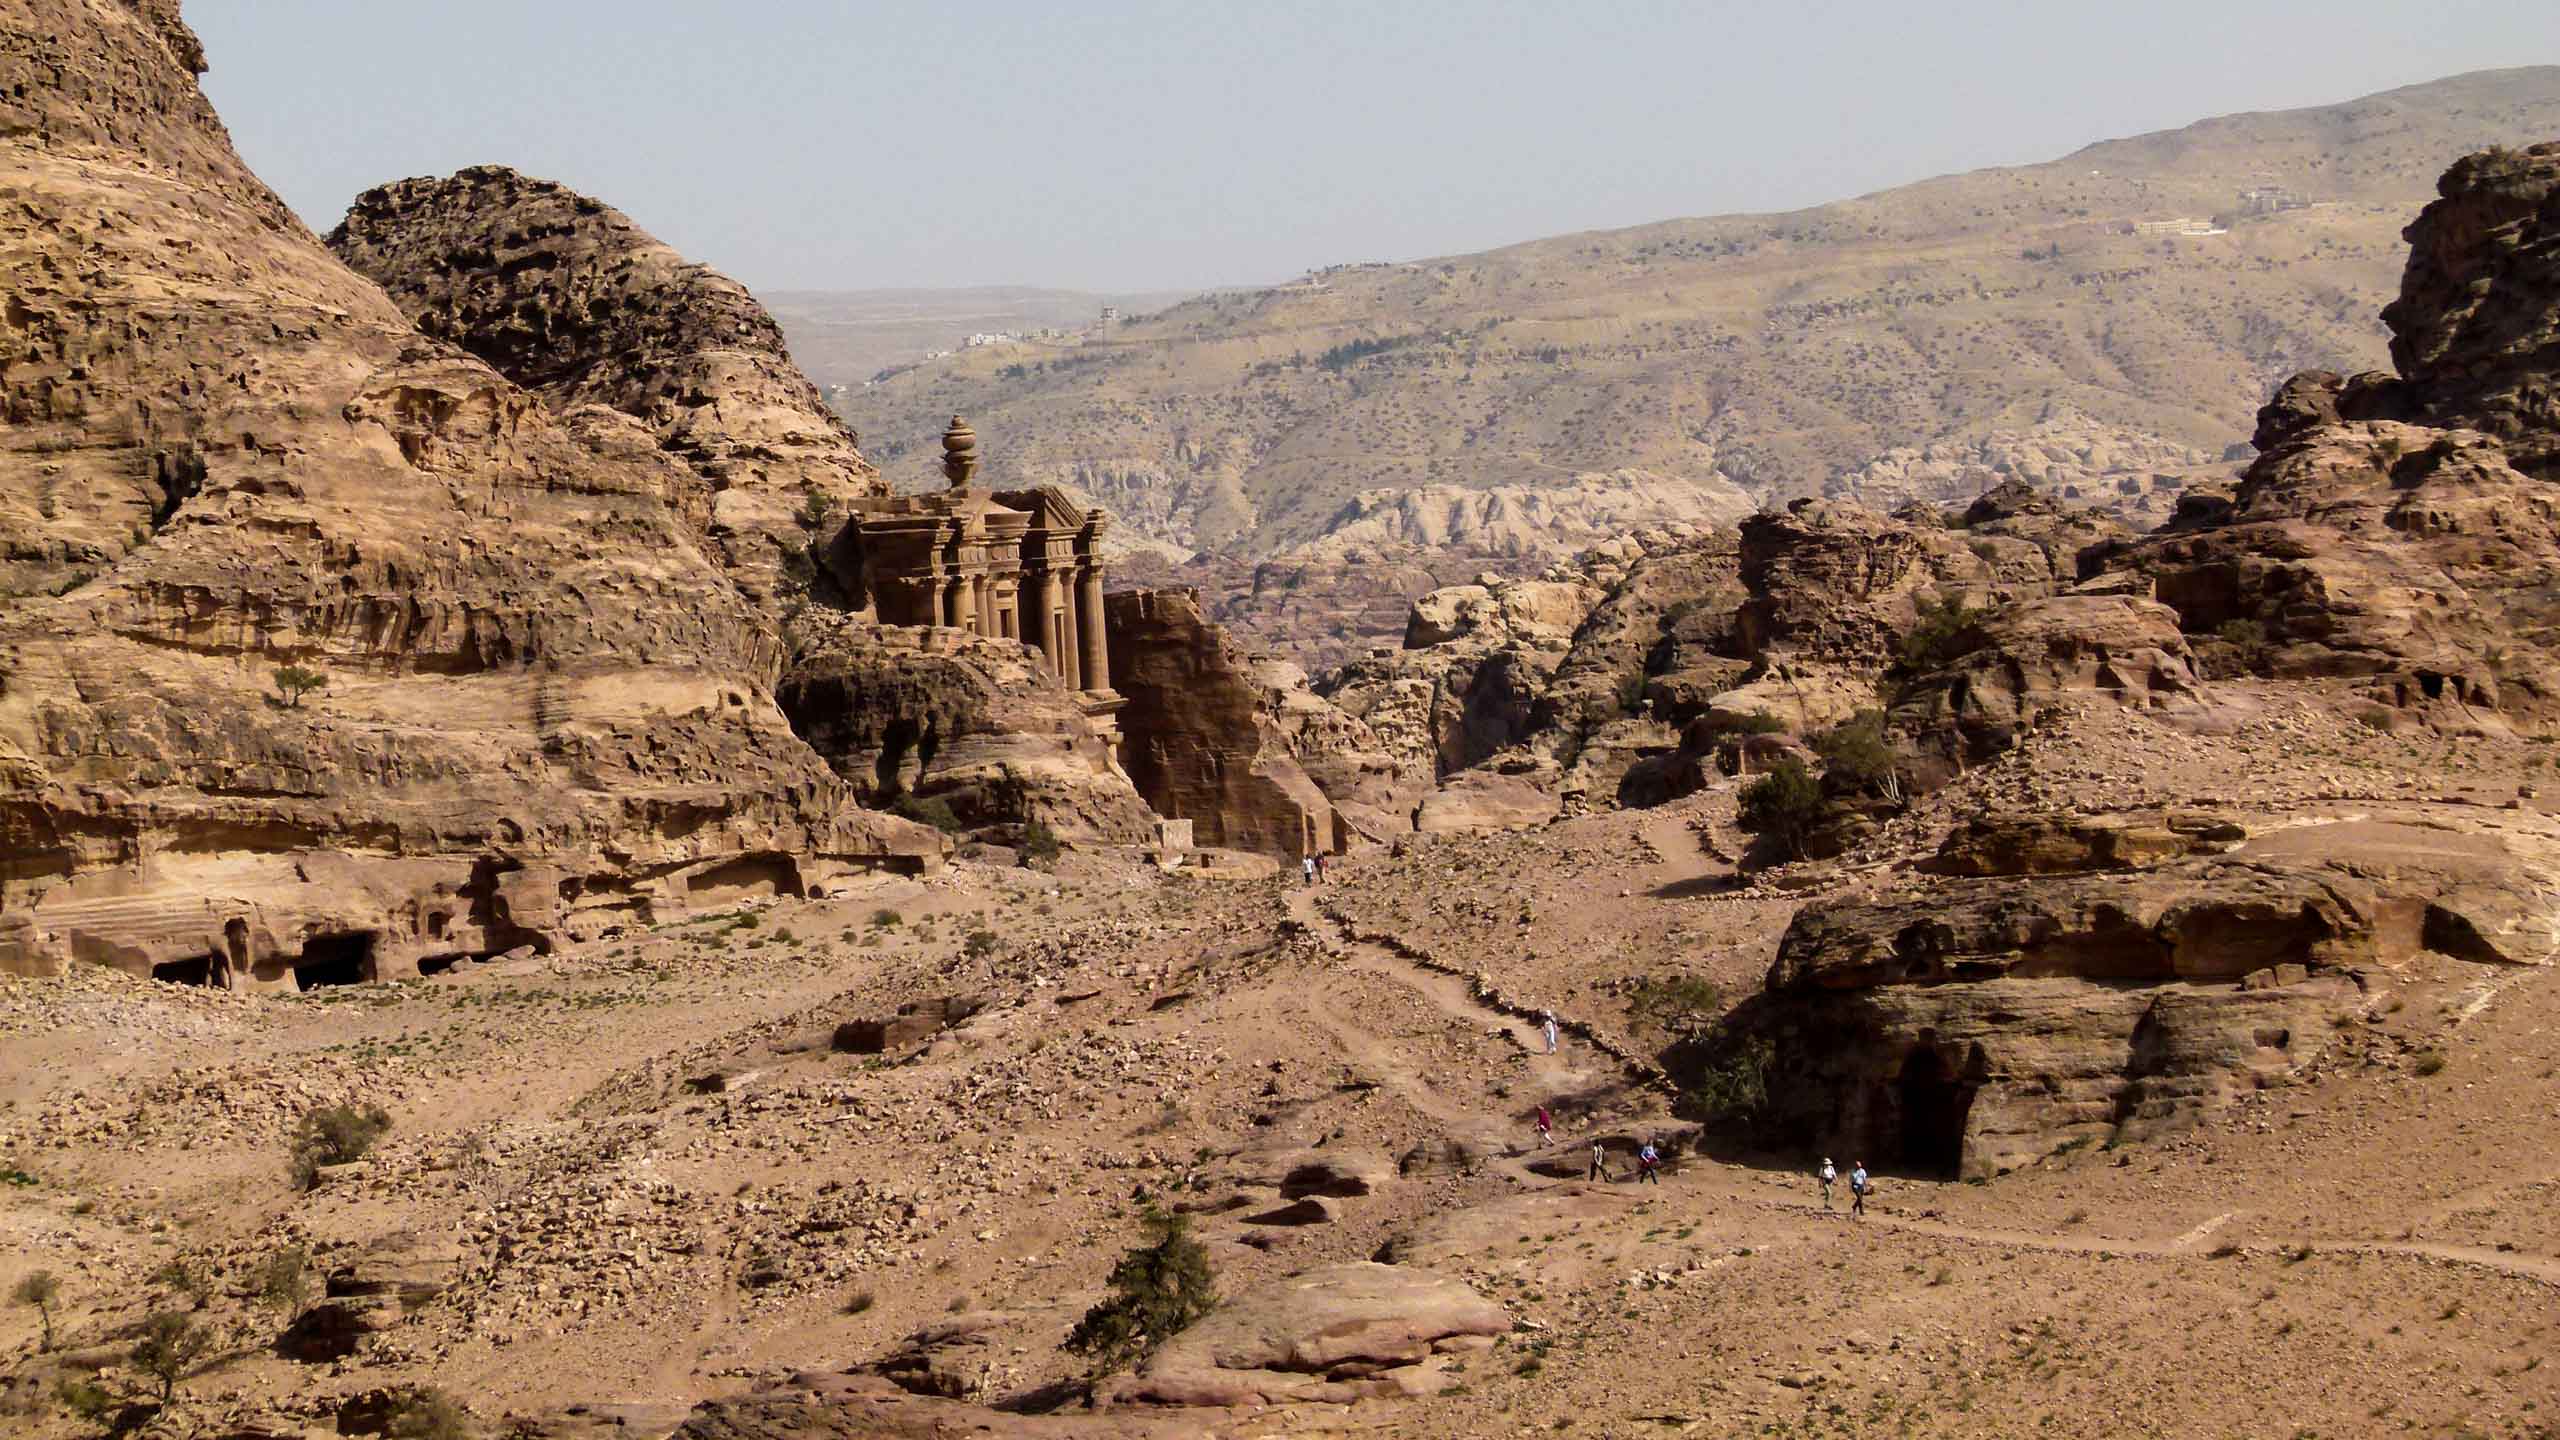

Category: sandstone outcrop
[329, 166, 885, 612]
[1105, 589, 1367, 859]
[673, 1373, 1193, 1440]
[1102, 1262, 1509, 1407]
[1890, 589, 2209, 765]
[775, 617, 1153, 843]
[1735, 813, 2560, 1177]
[0, 0, 938, 983]
[2095, 141, 2560, 722]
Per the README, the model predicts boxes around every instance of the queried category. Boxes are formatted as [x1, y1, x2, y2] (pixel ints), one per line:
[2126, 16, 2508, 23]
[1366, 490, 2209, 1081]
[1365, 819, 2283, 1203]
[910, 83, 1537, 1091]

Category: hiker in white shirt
[1817, 1157, 1838, 1210]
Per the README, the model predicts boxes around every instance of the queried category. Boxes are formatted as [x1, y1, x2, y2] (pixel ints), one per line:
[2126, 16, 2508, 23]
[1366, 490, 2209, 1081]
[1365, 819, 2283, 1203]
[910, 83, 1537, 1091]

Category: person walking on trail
[1817, 1157, 1838, 1210]
[1301, 854, 1317, 887]
[1849, 1161, 1871, 1218]
[1636, 1138, 1662, 1185]
[1535, 1105, 1553, 1144]
[1315, 853, 1330, 884]
[1541, 1011, 1560, 1056]
[1588, 1139, 1611, 1183]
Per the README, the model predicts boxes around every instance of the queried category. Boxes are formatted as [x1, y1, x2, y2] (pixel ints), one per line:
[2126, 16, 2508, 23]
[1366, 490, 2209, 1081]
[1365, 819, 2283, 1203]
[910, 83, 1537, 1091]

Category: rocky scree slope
[0, 0, 940, 985]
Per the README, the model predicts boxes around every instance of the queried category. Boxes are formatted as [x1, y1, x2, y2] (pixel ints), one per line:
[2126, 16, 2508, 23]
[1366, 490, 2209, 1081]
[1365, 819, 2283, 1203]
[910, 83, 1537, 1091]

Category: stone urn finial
[942, 415, 979, 487]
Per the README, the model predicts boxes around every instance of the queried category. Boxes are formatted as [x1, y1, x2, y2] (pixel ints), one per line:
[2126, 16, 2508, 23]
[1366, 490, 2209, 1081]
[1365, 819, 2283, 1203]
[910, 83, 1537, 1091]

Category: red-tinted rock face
[1105, 589, 1354, 860]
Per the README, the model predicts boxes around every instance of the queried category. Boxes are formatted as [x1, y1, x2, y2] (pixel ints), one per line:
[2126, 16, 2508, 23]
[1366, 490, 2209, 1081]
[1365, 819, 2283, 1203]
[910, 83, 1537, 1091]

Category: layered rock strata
[1741, 814, 2559, 1178]
[0, 0, 937, 983]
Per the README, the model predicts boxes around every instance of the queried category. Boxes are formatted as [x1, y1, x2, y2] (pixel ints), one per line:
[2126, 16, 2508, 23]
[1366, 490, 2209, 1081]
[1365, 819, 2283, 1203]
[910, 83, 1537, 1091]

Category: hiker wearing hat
[1849, 1161, 1871, 1217]
[1541, 1011, 1560, 1056]
[1817, 1157, 1837, 1210]
[1587, 1138, 1610, 1183]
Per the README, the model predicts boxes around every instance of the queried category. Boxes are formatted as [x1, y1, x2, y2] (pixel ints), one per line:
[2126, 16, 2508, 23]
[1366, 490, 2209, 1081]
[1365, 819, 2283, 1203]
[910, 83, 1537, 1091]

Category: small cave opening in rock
[1894, 1047, 1976, 1179]
[293, 932, 378, 990]
[151, 954, 217, 987]
[414, 954, 464, 977]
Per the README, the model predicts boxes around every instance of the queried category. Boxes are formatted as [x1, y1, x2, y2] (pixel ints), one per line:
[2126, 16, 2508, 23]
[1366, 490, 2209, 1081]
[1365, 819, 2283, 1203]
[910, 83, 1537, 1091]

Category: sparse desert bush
[288, 1101, 392, 1189]
[132, 1311, 211, 1402]
[963, 929, 1001, 959]
[1625, 974, 1724, 1035]
[844, 1289, 876, 1315]
[888, 792, 965, 834]
[54, 1376, 116, 1425]
[1019, 818, 1064, 866]
[2412, 1049, 2447, 1076]
[1813, 709, 1904, 804]
[1675, 1033, 1773, 1132]
[869, 908, 903, 929]
[12, 1269, 60, 1349]
[385, 1387, 475, 1440]
[272, 663, 328, 708]
[1735, 759, 1825, 860]
[150, 1257, 211, 1308]
[1896, 595, 1985, 674]
[1064, 1208, 1217, 1373]
[1697, 710, 1787, 737]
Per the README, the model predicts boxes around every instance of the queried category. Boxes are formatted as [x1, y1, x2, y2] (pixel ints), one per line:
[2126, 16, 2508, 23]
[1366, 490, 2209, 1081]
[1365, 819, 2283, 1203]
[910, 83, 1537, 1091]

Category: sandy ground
[4, 691, 2558, 1439]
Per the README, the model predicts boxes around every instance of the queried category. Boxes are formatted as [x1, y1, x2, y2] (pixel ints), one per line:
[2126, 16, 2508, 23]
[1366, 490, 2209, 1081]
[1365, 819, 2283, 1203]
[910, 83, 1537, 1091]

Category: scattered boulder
[1103, 1262, 1510, 1407]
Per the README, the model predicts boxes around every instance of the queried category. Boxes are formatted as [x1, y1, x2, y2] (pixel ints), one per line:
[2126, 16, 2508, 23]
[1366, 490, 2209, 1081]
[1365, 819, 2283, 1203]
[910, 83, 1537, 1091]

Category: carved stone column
[951, 571, 979, 632]
[1078, 565, 1108, 692]
[1037, 567, 1067, 676]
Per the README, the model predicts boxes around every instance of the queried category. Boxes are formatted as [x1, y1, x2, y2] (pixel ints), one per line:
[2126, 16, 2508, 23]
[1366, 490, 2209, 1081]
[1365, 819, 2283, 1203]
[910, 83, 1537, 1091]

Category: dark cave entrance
[151, 954, 216, 987]
[293, 932, 378, 990]
[1895, 1047, 1977, 1178]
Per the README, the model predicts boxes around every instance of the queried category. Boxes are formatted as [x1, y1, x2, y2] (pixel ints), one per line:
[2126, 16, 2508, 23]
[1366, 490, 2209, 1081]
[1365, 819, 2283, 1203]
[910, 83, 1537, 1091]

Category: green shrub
[1678, 1034, 1773, 1131]
[54, 1377, 116, 1424]
[1897, 595, 1984, 674]
[1064, 1208, 1217, 1373]
[132, 1311, 211, 1402]
[869, 908, 903, 928]
[1020, 818, 1063, 866]
[289, 1102, 391, 1189]
[1699, 710, 1787, 737]
[1813, 710, 1904, 803]
[1626, 975, 1724, 1035]
[888, 792, 965, 834]
[962, 929, 1000, 959]
[1735, 759, 1826, 860]
[150, 1257, 211, 1308]
[272, 663, 328, 708]
[2412, 1049, 2447, 1077]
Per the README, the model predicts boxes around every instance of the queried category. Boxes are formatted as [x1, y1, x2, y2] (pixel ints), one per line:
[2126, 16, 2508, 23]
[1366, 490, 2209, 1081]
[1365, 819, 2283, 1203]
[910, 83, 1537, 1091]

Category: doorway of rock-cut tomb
[151, 954, 216, 987]
[293, 932, 377, 990]
[1894, 1046, 1976, 1178]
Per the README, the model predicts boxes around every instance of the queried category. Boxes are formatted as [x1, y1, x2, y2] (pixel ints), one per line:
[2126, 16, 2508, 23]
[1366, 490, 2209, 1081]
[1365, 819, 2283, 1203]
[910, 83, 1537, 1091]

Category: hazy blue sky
[194, 1, 2559, 294]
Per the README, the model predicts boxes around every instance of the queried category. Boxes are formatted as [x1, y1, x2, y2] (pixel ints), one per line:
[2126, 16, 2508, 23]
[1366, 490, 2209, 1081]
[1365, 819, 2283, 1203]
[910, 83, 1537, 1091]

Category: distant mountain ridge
[766, 285, 1195, 395]
[840, 67, 2560, 563]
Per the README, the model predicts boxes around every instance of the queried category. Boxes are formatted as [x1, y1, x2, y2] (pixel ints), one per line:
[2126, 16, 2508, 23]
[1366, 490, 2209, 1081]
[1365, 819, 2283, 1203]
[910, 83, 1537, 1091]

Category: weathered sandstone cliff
[0, 0, 937, 984]
[327, 165, 885, 613]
